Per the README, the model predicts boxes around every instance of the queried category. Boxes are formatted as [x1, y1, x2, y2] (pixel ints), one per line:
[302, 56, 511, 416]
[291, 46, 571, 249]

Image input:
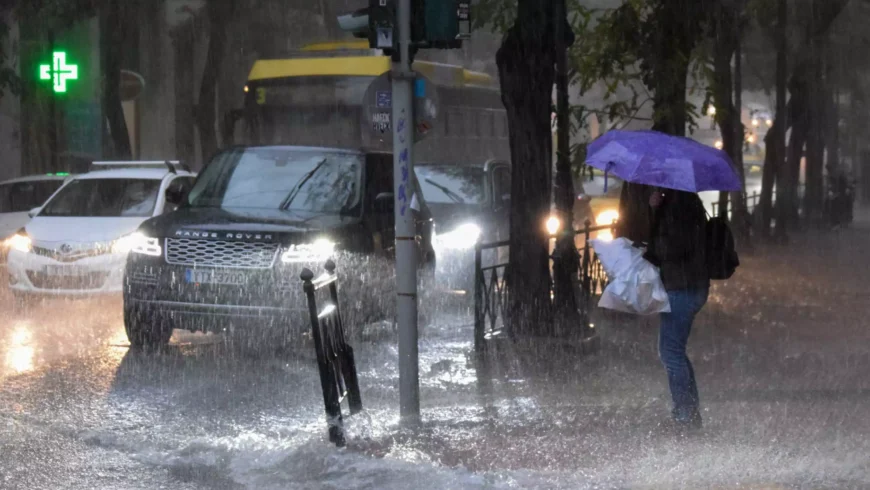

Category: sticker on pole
[372, 112, 390, 133]
[361, 72, 439, 148]
[376, 28, 393, 49]
[376, 90, 391, 109]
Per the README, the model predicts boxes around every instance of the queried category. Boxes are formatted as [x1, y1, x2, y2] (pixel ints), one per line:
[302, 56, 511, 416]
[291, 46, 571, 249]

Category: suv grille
[165, 238, 279, 269]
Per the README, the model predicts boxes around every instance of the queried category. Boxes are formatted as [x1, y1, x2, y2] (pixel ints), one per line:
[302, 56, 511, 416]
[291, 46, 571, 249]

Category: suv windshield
[416, 165, 486, 205]
[187, 147, 361, 214]
[0, 180, 63, 213]
[40, 178, 162, 217]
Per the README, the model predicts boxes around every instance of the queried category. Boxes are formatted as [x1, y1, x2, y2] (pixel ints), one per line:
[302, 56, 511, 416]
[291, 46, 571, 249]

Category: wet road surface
[1, 216, 870, 489]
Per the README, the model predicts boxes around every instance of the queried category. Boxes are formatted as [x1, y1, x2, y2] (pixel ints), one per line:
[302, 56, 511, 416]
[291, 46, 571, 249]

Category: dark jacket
[644, 190, 710, 291]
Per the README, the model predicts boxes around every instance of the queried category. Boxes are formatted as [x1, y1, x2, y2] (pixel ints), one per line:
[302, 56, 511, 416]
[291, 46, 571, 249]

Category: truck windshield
[187, 147, 362, 214]
[416, 165, 486, 205]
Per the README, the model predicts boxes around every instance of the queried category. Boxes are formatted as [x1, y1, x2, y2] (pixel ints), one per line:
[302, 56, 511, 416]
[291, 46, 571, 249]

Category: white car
[0, 174, 68, 241]
[6, 161, 195, 296]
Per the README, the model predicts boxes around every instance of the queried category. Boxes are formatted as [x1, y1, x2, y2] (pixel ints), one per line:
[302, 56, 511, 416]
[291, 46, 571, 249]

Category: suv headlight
[281, 238, 336, 263]
[114, 232, 162, 256]
[6, 231, 32, 253]
[434, 223, 481, 250]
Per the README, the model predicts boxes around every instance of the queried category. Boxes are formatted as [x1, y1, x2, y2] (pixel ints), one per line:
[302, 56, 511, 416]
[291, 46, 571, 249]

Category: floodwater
[1, 217, 870, 489]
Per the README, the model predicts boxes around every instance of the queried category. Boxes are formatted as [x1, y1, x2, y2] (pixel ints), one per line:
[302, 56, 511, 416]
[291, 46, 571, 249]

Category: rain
[0, 0, 869, 488]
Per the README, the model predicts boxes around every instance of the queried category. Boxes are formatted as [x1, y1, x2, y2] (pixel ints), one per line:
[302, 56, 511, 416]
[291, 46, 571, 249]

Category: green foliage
[476, 0, 715, 173]
[568, 2, 650, 131]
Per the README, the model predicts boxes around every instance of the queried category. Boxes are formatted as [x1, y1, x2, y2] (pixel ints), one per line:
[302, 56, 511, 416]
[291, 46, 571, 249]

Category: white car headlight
[6, 232, 32, 253]
[594, 210, 619, 242]
[545, 216, 561, 236]
[114, 232, 162, 256]
[281, 238, 336, 263]
[434, 223, 481, 250]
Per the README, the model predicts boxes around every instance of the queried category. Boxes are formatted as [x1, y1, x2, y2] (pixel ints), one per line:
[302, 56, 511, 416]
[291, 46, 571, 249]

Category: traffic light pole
[392, 0, 420, 425]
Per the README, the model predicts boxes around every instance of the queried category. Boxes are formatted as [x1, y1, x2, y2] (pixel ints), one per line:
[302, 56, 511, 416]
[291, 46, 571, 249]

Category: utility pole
[773, 0, 788, 242]
[391, 0, 420, 425]
[551, 0, 579, 331]
[349, 0, 469, 425]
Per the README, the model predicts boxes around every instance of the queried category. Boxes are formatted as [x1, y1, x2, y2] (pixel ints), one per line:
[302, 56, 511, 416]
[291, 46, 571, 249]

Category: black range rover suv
[123, 146, 433, 347]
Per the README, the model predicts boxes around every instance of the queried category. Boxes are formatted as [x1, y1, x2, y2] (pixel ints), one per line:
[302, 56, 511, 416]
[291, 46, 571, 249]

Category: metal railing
[574, 221, 614, 319]
[710, 185, 806, 218]
[300, 260, 363, 447]
[473, 239, 510, 352]
[473, 220, 614, 352]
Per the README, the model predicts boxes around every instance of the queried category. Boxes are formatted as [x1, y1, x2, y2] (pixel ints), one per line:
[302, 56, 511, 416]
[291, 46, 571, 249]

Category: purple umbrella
[585, 130, 743, 192]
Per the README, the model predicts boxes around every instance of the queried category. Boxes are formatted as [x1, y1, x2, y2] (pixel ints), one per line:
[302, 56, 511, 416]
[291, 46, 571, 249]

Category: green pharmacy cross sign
[39, 51, 79, 94]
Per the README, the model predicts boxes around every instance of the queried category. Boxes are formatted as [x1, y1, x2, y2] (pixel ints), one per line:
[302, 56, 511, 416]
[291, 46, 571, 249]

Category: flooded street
[1, 217, 869, 489]
[2, 0, 867, 487]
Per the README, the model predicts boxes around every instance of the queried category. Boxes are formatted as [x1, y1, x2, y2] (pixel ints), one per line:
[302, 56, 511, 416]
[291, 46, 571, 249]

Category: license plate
[185, 269, 247, 286]
[43, 265, 80, 277]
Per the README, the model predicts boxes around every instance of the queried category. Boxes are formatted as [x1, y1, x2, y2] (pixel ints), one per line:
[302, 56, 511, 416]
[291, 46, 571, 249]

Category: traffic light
[368, 1, 397, 50]
[338, 1, 471, 52]
[420, 0, 471, 48]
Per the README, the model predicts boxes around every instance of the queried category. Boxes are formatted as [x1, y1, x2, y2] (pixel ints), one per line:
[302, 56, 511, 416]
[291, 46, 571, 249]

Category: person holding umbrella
[645, 187, 709, 429]
[586, 130, 742, 431]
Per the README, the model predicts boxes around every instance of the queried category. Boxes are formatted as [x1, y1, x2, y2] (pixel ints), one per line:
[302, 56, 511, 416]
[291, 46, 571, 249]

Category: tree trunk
[759, 120, 778, 236]
[617, 0, 699, 246]
[731, 25, 749, 246]
[497, 1, 557, 337]
[765, 0, 787, 240]
[776, 72, 808, 242]
[712, 2, 738, 219]
[551, 0, 580, 331]
[196, 1, 235, 164]
[101, 0, 132, 159]
[803, 51, 826, 222]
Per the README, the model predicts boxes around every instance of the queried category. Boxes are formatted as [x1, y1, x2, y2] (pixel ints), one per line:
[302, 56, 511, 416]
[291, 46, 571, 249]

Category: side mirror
[165, 187, 185, 206]
[375, 192, 394, 212]
[28, 207, 39, 218]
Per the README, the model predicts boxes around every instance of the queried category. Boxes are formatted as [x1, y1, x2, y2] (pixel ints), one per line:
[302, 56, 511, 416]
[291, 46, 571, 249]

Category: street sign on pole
[392, 0, 420, 425]
[361, 71, 438, 148]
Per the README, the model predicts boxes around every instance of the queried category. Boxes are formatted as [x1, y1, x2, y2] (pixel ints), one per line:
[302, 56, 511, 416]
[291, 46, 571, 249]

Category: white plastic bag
[589, 237, 671, 315]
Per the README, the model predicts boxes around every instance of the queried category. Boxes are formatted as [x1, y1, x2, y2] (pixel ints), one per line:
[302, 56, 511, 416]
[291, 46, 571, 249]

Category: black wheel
[124, 304, 171, 349]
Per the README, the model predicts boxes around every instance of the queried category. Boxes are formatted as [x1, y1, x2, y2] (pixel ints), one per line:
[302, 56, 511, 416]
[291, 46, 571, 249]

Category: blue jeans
[659, 287, 709, 422]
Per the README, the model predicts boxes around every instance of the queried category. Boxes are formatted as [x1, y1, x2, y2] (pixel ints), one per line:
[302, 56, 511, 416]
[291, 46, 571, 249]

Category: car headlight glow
[595, 210, 619, 242]
[434, 223, 481, 250]
[546, 216, 561, 236]
[281, 238, 336, 263]
[114, 232, 162, 256]
[6, 232, 32, 253]
[596, 209, 620, 226]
